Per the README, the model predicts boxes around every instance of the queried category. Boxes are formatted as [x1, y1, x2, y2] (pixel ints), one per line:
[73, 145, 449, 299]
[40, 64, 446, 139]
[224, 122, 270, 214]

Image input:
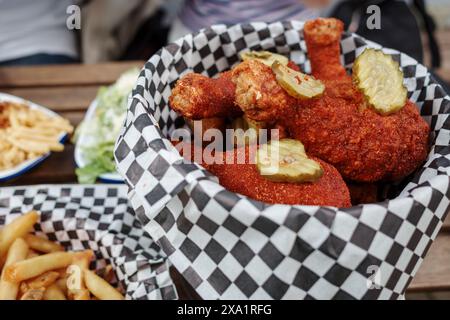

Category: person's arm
[81, 0, 163, 63]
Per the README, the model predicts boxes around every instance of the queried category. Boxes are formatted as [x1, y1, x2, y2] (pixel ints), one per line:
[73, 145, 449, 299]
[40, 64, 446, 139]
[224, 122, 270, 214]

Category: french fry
[26, 249, 40, 259]
[39, 121, 73, 133]
[4, 252, 74, 283]
[67, 250, 93, 300]
[55, 268, 67, 278]
[0, 238, 29, 300]
[0, 101, 73, 171]
[20, 288, 45, 300]
[43, 284, 66, 300]
[19, 282, 29, 296]
[84, 269, 124, 300]
[0, 211, 39, 268]
[24, 271, 60, 290]
[0, 208, 120, 301]
[55, 277, 68, 296]
[10, 131, 60, 144]
[72, 250, 94, 269]
[24, 234, 64, 253]
[13, 126, 60, 137]
[72, 288, 90, 300]
[8, 138, 62, 153]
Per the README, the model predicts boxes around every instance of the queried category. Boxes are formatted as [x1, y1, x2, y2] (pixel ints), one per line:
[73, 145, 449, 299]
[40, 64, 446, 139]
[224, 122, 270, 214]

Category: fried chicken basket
[115, 21, 450, 299]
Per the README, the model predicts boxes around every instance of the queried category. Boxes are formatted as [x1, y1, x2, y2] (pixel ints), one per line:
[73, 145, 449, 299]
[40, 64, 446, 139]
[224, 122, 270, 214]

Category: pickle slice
[353, 48, 407, 115]
[272, 61, 325, 99]
[240, 50, 289, 67]
[256, 139, 323, 183]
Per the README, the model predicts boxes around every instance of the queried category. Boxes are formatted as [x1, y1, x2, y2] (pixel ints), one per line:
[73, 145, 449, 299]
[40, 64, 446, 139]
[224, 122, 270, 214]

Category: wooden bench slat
[0, 61, 143, 88]
[1, 86, 100, 111]
[408, 233, 450, 292]
[435, 68, 450, 86]
[60, 111, 88, 127]
[444, 214, 450, 232]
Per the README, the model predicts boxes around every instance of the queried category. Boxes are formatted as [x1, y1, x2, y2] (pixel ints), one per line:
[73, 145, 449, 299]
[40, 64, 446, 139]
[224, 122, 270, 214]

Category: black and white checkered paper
[0, 185, 177, 300]
[115, 21, 450, 300]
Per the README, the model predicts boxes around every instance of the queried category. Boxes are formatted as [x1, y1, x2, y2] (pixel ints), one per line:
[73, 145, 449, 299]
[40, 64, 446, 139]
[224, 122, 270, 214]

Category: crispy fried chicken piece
[232, 60, 298, 122]
[303, 18, 347, 81]
[170, 61, 301, 121]
[169, 71, 242, 119]
[232, 18, 430, 182]
[175, 142, 351, 207]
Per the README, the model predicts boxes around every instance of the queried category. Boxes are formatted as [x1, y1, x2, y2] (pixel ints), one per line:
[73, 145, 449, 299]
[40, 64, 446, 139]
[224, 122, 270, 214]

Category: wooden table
[0, 62, 449, 299]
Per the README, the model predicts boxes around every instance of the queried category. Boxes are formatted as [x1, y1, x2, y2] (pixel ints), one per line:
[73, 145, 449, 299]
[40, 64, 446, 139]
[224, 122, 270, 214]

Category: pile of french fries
[0, 101, 74, 171]
[0, 211, 124, 300]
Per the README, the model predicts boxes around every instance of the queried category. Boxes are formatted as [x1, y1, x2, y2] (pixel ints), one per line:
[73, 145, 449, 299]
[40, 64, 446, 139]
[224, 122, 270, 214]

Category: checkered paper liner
[0, 184, 177, 300]
[115, 21, 450, 299]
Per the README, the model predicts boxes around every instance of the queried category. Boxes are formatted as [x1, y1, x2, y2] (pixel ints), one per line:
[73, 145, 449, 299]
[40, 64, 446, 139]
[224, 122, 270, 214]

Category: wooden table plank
[60, 111, 87, 127]
[1, 86, 99, 111]
[0, 61, 144, 88]
[409, 233, 450, 292]
[444, 214, 450, 232]
[435, 68, 450, 86]
[422, 29, 450, 71]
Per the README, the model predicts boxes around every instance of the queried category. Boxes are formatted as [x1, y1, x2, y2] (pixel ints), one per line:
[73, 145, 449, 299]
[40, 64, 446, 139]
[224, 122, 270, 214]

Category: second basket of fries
[0, 184, 177, 300]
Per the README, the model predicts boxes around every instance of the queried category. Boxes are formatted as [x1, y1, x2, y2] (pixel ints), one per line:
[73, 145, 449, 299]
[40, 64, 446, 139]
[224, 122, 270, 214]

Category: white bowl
[0, 93, 68, 182]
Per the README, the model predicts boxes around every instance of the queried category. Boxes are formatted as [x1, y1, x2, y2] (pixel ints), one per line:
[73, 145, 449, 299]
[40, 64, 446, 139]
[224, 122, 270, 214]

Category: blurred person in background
[81, 0, 162, 63]
[330, 0, 440, 68]
[168, 0, 332, 42]
[329, 0, 448, 92]
[0, 0, 79, 66]
[80, 0, 331, 62]
[0, 0, 163, 65]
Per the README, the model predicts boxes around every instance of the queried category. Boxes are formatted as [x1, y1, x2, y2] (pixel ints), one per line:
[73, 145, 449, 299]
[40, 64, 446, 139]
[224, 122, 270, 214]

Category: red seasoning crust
[169, 70, 241, 119]
[290, 18, 430, 182]
[232, 18, 430, 182]
[290, 81, 430, 182]
[176, 143, 351, 207]
[170, 61, 301, 121]
[287, 60, 301, 72]
[231, 59, 298, 122]
[303, 18, 348, 81]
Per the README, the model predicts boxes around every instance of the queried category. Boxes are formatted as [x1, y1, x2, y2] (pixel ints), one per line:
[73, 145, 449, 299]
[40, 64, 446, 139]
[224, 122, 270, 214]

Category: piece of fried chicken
[169, 18, 430, 182]
[169, 71, 242, 119]
[232, 18, 430, 182]
[169, 61, 300, 120]
[175, 142, 351, 207]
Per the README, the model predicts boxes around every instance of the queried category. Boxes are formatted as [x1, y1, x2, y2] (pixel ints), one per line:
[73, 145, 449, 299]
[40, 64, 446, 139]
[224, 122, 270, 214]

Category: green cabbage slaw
[74, 68, 140, 183]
